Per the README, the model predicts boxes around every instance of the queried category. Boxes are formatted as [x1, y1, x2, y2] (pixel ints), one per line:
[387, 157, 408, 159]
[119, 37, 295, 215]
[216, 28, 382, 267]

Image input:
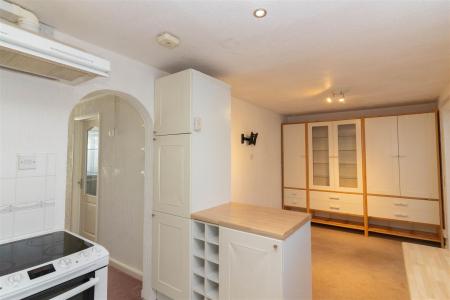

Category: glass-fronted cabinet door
[308, 122, 334, 190]
[333, 120, 362, 192]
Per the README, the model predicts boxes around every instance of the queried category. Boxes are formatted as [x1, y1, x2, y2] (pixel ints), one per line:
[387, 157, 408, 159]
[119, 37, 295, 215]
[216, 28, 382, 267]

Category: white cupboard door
[154, 134, 191, 217]
[365, 116, 401, 195]
[398, 113, 439, 199]
[309, 122, 334, 190]
[283, 124, 306, 189]
[219, 227, 282, 300]
[152, 212, 190, 300]
[155, 70, 192, 135]
[333, 120, 363, 193]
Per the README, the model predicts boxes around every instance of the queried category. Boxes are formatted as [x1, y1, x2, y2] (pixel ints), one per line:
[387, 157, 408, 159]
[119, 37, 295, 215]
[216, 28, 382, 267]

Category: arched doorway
[65, 90, 153, 298]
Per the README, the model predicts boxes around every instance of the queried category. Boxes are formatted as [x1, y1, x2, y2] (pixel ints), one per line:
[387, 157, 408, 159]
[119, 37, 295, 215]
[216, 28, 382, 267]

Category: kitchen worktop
[402, 242, 450, 300]
[191, 202, 311, 239]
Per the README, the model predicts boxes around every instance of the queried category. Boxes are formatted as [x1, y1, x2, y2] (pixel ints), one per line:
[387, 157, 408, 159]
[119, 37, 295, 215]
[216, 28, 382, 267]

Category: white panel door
[308, 122, 334, 190]
[333, 119, 363, 193]
[80, 119, 100, 241]
[283, 124, 306, 189]
[152, 211, 190, 300]
[398, 113, 439, 199]
[219, 227, 282, 300]
[153, 134, 191, 217]
[365, 116, 401, 195]
[155, 70, 192, 135]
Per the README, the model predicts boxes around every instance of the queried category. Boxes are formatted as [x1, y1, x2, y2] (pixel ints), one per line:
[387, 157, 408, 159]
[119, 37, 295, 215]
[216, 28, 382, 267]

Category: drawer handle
[329, 197, 340, 200]
[394, 213, 408, 218]
[329, 206, 340, 210]
[394, 202, 408, 207]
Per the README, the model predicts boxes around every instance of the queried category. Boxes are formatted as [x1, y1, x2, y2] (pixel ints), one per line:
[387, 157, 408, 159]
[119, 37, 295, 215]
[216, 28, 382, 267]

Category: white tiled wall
[0, 153, 56, 240]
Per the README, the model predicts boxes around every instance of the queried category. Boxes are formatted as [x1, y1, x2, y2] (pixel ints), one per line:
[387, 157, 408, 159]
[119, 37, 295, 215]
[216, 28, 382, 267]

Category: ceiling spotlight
[253, 8, 267, 18]
[338, 91, 345, 103]
[326, 97, 332, 103]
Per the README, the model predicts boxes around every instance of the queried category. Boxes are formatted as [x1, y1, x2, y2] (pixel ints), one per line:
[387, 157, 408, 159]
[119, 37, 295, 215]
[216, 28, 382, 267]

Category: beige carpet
[312, 225, 412, 300]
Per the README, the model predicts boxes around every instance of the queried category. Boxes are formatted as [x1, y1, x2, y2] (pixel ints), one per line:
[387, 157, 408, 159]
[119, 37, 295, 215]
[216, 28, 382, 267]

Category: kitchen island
[191, 202, 312, 300]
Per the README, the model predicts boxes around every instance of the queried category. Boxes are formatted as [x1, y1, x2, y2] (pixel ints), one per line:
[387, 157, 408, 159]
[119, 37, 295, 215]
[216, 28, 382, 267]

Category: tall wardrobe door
[153, 134, 191, 217]
[398, 113, 439, 199]
[365, 116, 400, 195]
[154, 70, 192, 135]
[152, 211, 190, 300]
[283, 124, 306, 188]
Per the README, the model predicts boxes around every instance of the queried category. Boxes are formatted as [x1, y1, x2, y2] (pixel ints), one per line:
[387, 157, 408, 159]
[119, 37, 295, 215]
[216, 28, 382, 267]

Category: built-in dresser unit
[282, 111, 443, 246]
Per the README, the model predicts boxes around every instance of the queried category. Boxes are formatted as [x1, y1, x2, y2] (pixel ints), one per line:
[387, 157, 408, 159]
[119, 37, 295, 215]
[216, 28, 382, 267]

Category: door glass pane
[337, 124, 357, 188]
[85, 127, 99, 196]
[312, 126, 330, 186]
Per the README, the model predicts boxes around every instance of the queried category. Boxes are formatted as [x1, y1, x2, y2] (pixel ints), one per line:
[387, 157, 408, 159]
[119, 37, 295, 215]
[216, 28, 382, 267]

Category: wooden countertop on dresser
[191, 202, 311, 240]
[402, 242, 450, 300]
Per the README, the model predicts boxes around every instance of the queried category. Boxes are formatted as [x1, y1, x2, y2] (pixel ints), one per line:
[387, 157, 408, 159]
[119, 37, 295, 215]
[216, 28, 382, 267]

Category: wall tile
[46, 153, 56, 176]
[15, 177, 46, 204]
[0, 178, 15, 206]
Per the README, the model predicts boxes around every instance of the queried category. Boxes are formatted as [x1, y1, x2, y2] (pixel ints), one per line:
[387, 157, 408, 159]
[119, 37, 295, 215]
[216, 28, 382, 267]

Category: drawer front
[310, 191, 363, 215]
[368, 196, 440, 225]
[283, 189, 306, 208]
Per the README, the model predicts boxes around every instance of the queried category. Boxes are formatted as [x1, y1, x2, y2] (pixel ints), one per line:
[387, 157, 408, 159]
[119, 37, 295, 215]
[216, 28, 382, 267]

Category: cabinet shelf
[368, 224, 441, 242]
[312, 216, 365, 231]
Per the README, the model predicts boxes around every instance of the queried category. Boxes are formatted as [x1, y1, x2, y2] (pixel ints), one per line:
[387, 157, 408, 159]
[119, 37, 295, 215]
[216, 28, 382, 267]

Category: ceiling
[11, 0, 450, 114]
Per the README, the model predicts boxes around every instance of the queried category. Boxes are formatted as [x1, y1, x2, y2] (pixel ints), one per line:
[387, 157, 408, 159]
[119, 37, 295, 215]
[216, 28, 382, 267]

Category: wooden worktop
[191, 202, 311, 240]
[402, 242, 450, 300]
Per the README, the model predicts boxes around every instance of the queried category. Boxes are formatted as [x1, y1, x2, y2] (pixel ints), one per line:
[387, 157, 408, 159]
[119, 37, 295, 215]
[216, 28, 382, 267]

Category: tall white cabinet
[152, 69, 231, 300]
[282, 124, 307, 209]
[365, 113, 441, 237]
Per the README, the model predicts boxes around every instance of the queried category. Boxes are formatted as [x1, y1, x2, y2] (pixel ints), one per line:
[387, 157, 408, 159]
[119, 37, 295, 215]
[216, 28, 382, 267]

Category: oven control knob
[8, 273, 23, 285]
[58, 258, 72, 268]
[82, 248, 93, 258]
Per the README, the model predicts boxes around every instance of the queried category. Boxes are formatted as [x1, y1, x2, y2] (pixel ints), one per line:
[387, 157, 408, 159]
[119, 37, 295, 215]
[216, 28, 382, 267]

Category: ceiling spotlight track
[326, 90, 345, 104]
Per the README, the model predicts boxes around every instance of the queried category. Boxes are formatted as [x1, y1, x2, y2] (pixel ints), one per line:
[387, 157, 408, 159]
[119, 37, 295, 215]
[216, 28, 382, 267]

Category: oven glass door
[23, 271, 96, 300]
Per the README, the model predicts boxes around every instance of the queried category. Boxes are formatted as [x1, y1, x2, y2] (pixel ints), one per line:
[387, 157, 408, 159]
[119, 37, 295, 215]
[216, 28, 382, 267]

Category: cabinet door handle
[394, 213, 408, 218]
[329, 206, 340, 210]
[394, 202, 408, 207]
[273, 244, 278, 250]
[329, 197, 340, 200]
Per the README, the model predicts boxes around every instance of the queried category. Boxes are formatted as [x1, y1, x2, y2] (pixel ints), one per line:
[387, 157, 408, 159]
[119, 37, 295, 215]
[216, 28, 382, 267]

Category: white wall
[0, 29, 165, 299]
[231, 97, 283, 208]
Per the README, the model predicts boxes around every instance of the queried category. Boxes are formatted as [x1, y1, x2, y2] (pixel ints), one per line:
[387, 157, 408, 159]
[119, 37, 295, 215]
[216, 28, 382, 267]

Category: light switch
[17, 155, 37, 170]
[193, 117, 202, 132]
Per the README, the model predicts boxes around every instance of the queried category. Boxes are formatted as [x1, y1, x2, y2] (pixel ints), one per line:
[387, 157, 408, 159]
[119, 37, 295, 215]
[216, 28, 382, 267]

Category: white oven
[0, 231, 109, 300]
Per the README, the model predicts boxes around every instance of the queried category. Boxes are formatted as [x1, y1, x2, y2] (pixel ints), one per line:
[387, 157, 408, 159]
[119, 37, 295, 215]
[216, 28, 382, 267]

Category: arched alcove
[65, 90, 153, 292]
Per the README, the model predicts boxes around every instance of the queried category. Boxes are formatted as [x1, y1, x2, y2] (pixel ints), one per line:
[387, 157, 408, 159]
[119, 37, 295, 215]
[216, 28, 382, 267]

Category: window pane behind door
[337, 124, 357, 188]
[86, 127, 99, 196]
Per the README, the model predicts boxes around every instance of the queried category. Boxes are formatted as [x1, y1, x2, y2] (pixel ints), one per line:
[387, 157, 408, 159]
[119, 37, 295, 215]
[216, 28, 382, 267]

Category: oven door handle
[49, 277, 100, 300]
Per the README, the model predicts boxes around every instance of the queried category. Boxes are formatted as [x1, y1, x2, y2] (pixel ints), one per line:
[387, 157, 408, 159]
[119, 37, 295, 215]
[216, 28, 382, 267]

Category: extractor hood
[0, 20, 111, 84]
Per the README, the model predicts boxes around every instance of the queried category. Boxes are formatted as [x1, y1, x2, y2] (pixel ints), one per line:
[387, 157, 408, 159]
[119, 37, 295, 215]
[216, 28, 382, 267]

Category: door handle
[49, 277, 99, 300]
[77, 178, 84, 189]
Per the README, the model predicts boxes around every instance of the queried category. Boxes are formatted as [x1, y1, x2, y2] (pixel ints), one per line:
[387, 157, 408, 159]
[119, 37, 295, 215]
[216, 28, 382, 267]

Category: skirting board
[109, 257, 143, 281]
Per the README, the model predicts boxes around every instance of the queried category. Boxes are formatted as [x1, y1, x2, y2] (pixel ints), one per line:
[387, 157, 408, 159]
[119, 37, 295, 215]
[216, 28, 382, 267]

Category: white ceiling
[11, 0, 450, 114]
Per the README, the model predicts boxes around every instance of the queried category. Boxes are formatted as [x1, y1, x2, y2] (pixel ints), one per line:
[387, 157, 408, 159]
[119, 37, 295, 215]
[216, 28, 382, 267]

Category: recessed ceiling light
[253, 8, 267, 18]
[339, 97, 345, 103]
[326, 97, 332, 103]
